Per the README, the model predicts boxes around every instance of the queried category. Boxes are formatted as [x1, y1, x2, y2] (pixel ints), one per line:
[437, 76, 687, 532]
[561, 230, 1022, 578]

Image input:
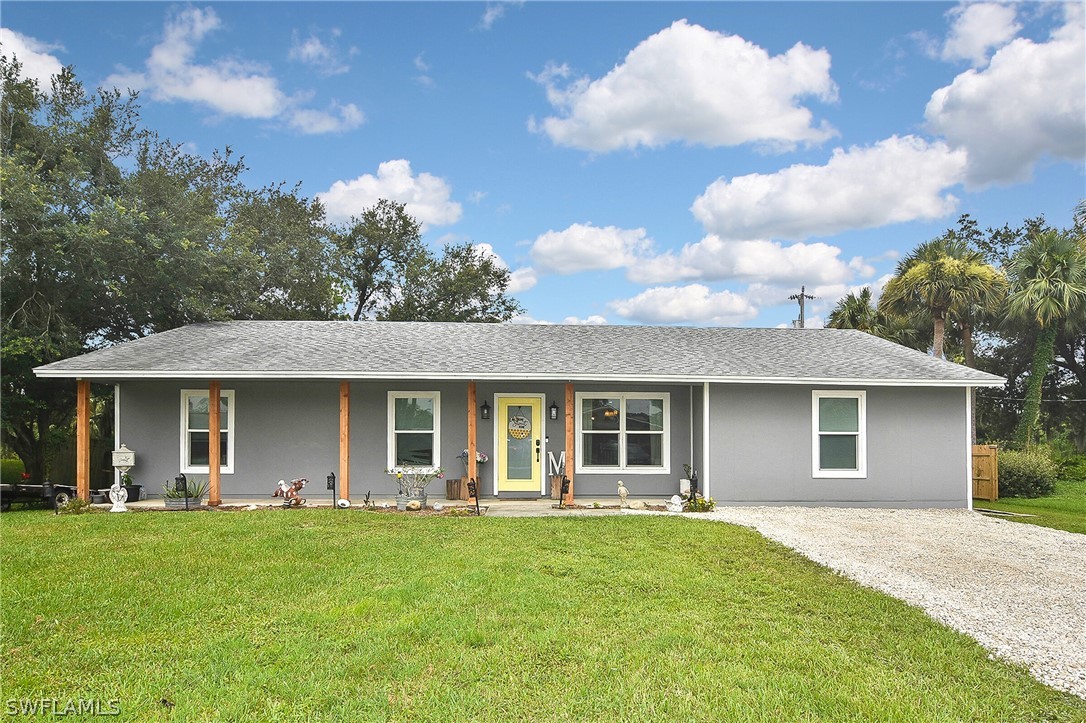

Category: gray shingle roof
[34, 321, 1005, 386]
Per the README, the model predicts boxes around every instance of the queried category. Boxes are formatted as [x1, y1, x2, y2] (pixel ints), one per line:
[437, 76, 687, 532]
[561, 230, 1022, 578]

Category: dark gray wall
[119, 380, 339, 500]
[706, 384, 968, 507]
[119, 379, 695, 500]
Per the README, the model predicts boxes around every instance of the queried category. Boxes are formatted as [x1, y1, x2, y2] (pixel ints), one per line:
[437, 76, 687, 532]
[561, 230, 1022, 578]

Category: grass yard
[3, 510, 1084, 722]
[977, 478, 1086, 534]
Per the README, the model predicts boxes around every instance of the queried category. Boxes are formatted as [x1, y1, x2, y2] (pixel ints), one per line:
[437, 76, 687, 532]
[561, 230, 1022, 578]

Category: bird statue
[617, 480, 629, 507]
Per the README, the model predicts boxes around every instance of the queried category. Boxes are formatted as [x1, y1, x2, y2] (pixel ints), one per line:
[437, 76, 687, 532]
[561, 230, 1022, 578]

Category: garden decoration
[273, 478, 308, 507]
[666, 495, 684, 513]
[617, 480, 629, 508]
[456, 449, 489, 477]
[387, 466, 444, 510]
[108, 478, 128, 513]
[466, 479, 481, 516]
[558, 476, 570, 509]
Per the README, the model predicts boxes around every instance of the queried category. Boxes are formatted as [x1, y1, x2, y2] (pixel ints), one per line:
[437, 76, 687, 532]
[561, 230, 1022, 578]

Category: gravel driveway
[692, 507, 1086, 698]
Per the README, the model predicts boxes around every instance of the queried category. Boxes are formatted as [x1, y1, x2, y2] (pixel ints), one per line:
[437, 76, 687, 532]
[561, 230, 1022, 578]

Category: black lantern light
[549, 401, 559, 421]
[480, 401, 490, 420]
[174, 473, 188, 511]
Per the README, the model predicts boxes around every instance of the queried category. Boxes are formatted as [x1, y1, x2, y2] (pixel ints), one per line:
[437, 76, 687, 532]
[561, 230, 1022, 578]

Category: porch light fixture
[549, 401, 559, 421]
[480, 401, 490, 420]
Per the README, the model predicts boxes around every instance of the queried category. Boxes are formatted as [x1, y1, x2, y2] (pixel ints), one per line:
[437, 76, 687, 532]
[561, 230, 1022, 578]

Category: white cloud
[609, 284, 758, 325]
[287, 102, 364, 134]
[529, 223, 652, 275]
[941, 2, 1021, 66]
[531, 19, 837, 153]
[629, 235, 859, 286]
[508, 267, 538, 293]
[106, 7, 285, 118]
[508, 314, 552, 325]
[562, 315, 608, 325]
[0, 27, 64, 89]
[692, 135, 967, 241]
[105, 7, 363, 134]
[316, 159, 462, 230]
[468, 190, 487, 204]
[289, 29, 353, 76]
[480, 5, 505, 30]
[414, 52, 434, 87]
[925, 3, 1085, 186]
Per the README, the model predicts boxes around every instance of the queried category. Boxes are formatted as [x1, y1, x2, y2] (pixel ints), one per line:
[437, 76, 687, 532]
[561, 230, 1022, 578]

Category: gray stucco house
[35, 321, 1004, 507]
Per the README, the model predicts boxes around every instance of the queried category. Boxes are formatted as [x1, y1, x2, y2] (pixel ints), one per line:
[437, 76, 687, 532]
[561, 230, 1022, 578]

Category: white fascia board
[34, 367, 1007, 387]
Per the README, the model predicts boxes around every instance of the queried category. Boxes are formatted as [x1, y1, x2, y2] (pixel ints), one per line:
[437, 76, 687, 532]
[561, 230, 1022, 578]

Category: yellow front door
[497, 397, 542, 493]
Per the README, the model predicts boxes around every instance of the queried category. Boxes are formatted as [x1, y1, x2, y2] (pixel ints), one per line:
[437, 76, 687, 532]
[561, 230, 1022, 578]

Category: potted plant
[121, 472, 142, 502]
[452, 449, 488, 499]
[162, 476, 209, 509]
[386, 466, 444, 510]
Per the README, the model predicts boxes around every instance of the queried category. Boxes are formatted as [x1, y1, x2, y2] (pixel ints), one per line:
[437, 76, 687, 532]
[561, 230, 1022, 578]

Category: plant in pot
[162, 476, 209, 509]
[386, 466, 444, 511]
[121, 472, 143, 502]
[452, 449, 489, 499]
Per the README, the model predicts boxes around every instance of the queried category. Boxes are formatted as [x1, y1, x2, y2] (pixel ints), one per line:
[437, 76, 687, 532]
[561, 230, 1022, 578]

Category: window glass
[395, 397, 434, 431]
[582, 398, 620, 431]
[626, 434, 663, 466]
[583, 433, 619, 466]
[819, 435, 857, 470]
[819, 397, 858, 433]
[626, 398, 664, 431]
[396, 432, 434, 466]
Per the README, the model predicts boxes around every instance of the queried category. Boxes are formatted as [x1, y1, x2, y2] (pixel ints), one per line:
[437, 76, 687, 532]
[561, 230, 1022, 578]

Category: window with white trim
[812, 390, 866, 478]
[181, 389, 235, 474]
[576, 393, 669, 474]
[388, 392, 440, 467]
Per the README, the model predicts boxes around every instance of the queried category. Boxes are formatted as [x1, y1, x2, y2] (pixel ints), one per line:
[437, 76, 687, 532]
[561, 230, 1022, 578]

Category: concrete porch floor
[116, 496, 669, 517]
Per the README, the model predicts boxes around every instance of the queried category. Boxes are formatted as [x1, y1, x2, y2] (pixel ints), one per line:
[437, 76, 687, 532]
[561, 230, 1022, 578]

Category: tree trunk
[1014, 325, 1058, 448]
[961, 319, 974, 368]
[932, 315, 946, 359]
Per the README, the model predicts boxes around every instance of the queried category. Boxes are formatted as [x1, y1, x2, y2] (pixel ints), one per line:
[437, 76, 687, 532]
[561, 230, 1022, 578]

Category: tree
[879, 236, 1005, 360]
[1006, 229, 1086, 446]
[335, 199, 426, 321]
[0, 56, 341, 481]
[335, 200, 523, 322]
[381, 242, 524, 322]
[826, 287, 929, 351]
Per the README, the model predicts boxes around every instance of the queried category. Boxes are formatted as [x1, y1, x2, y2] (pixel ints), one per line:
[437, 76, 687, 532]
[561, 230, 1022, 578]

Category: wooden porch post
[564, 382, 574, 505]
[208, 380, 221, 506]
[76, 380, 90, 502]
[467, 381, 477, 502]
[340, 381, 351, 501]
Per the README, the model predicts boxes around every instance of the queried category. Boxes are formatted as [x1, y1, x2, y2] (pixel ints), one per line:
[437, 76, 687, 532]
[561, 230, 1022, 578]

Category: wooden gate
[972, 445, 999, 502]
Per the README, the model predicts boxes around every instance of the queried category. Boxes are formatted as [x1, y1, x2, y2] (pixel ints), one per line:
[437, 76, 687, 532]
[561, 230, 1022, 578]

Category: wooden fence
[972, 445, 999, 502]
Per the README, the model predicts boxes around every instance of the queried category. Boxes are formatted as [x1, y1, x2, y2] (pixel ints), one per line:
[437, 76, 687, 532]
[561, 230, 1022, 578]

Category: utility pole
[789, 286, 816, 328]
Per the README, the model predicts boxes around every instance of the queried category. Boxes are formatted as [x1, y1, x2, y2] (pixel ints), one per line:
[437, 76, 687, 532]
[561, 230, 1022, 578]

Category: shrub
[58, 497, 92, 515]
[684, 495, 716, 513]
[998, 449, 1059, 498]
[1, 458, 26, 484]
[1058, 454, 1086, 482]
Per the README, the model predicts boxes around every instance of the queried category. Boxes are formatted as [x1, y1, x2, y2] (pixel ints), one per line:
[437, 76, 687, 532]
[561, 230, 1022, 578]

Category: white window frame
[575, 392, 670, 475]
[387, 391, 441, 470]
[180, 389, 235, 475]
[812, 390, 867, 479]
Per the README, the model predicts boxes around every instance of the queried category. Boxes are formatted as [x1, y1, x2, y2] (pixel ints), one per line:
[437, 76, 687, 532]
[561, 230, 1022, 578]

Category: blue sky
[3, 2, 1083, 327]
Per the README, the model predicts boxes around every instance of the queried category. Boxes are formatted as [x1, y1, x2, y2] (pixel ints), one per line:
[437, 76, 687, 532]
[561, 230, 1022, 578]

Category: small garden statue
[666, 494, 684, 513]
[617, 480, 629, 508]
[108, 478, 128, 513]
[273, 478, 308, 507]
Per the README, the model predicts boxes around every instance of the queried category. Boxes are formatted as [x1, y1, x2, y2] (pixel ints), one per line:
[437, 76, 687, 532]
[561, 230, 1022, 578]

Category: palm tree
[1007, 229, 1086, 446]
[879, 237, 1005, 360]
[827, 288, 880, 332]
[826, 287, 929, 350]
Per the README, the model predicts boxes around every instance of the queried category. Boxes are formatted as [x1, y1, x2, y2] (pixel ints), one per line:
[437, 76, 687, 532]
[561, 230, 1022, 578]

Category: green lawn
[3, 510, 1084, 721]
[977, 478, 1086, 534]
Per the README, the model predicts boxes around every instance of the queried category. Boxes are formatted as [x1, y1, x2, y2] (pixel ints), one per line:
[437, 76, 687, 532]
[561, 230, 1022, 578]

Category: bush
[999, 449, 1059, 498]
[1058, 454, 1086, 482]
[1, 458, 26, 484]
[684, 495, 716, 513]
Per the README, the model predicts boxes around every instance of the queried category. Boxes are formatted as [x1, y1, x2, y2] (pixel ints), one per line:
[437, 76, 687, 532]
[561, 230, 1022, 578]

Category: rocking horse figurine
[273, 478, 308, 507]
